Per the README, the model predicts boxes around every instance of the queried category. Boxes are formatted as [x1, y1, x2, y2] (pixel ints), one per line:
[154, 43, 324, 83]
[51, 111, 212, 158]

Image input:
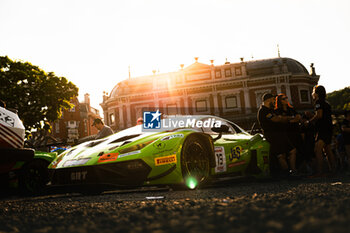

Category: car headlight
[118, 140, 155, 154]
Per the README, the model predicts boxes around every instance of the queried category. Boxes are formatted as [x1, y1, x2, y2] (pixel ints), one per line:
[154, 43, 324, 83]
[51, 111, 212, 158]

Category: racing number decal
[214, 146, 226, 173]
[229, 146, 242, 161]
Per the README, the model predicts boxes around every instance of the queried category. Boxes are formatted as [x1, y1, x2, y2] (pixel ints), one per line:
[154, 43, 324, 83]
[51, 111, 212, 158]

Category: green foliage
[326, 86, 350, 111]
[0, 56, 78, 131]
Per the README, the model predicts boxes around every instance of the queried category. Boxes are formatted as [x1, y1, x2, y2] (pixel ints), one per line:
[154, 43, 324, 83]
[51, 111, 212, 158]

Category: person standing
[341, 110, 350, 173]
[92, 118, 114, 139]
[258, 93, 297, 177]
[136, 117, 144, 125]
[275, 93, 302, 172]
[305, 85, 335, 176]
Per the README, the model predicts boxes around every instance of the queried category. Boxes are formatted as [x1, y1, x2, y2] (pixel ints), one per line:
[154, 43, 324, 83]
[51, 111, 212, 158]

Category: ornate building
[52, 94, 100, 143]
[101, 57, 319, 130]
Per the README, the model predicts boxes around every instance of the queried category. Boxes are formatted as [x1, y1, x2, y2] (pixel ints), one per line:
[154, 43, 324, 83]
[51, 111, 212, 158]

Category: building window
[300, 89, 310, 103]
[110, 113, 115, 125]
[167, 104, 178, 115]
[225, 69, 232, 77]
[235, 67, 242, 76]
[69, 121, 76, 128]
[195, 100, 208, 112]
[225, 96, 237, 109]
[215, 70, 221, 78]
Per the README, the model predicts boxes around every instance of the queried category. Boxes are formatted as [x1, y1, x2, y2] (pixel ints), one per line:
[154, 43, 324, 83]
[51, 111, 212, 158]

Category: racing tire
[181, 135, 211, 189]
[19, 159, 49, 195]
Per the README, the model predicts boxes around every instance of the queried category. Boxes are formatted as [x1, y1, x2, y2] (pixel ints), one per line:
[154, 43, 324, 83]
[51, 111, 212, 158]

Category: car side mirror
[211, 125, 230, 133]
[211, 125, 230, 141]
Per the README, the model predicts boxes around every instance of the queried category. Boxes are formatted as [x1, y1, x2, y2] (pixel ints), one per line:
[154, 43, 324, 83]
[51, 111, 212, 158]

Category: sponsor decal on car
[161, 134, 184, 141]
[98, 152, 119, 163]
[229, 145, 243, 161]
[153, 141, 166, 149]
[70, 171, 88, 181]
[118, 150, 141, 158]
[63, 158, 91, 167]
[228, 160, 246, 168]
[154, 154, 177, 166]
[214, 146, 226, 173]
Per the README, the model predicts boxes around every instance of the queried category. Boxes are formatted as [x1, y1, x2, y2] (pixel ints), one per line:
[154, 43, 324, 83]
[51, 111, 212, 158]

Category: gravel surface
[1, 176, 350, 233]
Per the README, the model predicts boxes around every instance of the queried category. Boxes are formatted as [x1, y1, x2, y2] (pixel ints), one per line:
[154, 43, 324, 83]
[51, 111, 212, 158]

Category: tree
[327, 86, 350, 111]
[0, 56, 78, 131]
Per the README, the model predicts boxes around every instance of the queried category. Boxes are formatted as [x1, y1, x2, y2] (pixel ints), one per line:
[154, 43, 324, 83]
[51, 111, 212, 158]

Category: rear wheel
[19, 160, 49, 195]
[181, 135, 210, 189]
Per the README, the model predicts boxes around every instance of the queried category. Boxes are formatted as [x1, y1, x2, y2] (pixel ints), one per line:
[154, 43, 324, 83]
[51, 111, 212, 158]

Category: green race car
[48, 115, 270, 190]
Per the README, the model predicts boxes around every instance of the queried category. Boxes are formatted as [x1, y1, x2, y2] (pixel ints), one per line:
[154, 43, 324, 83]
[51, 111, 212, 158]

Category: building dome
[246, 57, 309, 77]
[109, 84, 121, 97]
[109, 81, 130, 98]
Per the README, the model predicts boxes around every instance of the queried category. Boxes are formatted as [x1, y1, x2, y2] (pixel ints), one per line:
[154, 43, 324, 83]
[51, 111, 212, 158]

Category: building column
[118, 106, 124, 129]
[183, 90, 190, 115]
[126, 104, 132, 127]
[244, 88, 251, 114]
[212, 92, 220, 114]
[154, 93, 160, 109]
[276, 85, 282, 94]
[286, 84, 292, 104]
[104, 111, 108, 125]
[176, 99, 181, 115]
[241, 63, 247, 76]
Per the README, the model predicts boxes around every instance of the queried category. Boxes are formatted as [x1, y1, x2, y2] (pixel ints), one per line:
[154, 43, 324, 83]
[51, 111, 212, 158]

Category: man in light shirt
[92, 118, 114, 139]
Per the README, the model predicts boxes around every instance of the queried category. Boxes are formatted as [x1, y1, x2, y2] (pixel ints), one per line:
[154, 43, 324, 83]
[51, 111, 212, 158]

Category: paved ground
[1, 176, 350, 233]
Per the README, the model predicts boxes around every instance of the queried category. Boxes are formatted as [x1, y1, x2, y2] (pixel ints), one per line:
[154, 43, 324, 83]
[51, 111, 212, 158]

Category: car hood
[49, 125, 193, 169]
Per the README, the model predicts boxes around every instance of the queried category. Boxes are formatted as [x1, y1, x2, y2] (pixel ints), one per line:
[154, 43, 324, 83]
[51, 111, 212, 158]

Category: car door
[202, 118, 250, 176]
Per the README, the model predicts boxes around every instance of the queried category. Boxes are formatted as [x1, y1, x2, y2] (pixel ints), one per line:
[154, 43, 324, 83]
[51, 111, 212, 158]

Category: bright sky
[1, 0, 350, 116]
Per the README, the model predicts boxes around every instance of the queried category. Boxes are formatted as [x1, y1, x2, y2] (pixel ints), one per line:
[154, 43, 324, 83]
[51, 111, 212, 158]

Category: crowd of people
[258, 85, 350, 178]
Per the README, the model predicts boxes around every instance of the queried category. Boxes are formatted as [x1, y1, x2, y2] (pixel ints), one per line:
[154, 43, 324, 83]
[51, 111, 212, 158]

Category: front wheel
[181, 135, 210, 189]
[19, 160, 49, 195]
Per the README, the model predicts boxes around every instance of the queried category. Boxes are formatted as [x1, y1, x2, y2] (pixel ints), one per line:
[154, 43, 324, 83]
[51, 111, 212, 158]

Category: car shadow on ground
[2, 173, 349, 202]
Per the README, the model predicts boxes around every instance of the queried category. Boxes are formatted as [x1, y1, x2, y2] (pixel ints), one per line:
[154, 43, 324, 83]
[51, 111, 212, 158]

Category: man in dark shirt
[306, 85, 335, 176]
[258, 93, 298, 176]
[92, 118, 114, 139]
[314, 100, 332, 144]
[341, 110, 350, 172]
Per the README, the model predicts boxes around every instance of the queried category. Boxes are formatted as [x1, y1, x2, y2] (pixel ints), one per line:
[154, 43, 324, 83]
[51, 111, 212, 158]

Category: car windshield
[199, 116, 249, 135]
[108, 125, 145, 140]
